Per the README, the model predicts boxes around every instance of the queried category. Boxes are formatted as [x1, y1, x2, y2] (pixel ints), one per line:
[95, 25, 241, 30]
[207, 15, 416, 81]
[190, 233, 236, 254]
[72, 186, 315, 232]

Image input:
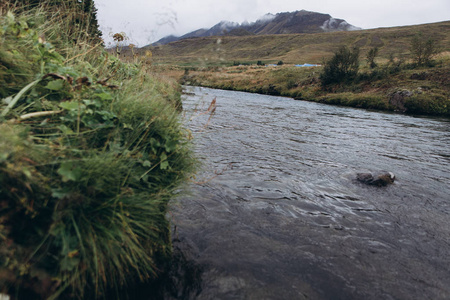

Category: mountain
[145, 20, 450, 66]
[153, 35, 180, 45]
[165, 21, 240, 42]
[241, 10, 359, 35]
[152, 10, 360, 45]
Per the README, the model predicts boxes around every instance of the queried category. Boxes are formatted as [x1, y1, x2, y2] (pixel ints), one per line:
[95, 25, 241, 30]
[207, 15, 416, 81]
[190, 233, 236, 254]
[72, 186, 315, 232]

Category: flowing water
[169, 86, 450, 300]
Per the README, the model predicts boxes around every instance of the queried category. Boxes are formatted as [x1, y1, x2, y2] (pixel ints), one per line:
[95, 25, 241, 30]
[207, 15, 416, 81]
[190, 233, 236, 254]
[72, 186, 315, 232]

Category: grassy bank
[155, 59, 449, 116]
[0, 3, 194, 299]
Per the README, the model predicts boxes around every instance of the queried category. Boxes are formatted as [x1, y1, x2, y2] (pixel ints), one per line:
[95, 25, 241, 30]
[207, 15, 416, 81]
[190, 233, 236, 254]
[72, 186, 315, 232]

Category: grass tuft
[0, 2, 195, 299]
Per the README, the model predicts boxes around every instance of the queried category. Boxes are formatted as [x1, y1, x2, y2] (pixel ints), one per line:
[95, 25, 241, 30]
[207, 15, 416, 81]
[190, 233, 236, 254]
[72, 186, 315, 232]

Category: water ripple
[173, 86, 450, 299]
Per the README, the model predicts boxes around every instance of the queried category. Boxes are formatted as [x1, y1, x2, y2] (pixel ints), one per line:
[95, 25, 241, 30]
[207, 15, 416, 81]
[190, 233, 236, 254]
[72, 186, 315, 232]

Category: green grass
[0, 2, 195, 299]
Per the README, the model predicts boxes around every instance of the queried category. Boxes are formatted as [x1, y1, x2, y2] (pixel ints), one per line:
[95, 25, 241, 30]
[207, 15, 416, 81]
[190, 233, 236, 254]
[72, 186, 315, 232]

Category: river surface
[168, 86, 450, 300]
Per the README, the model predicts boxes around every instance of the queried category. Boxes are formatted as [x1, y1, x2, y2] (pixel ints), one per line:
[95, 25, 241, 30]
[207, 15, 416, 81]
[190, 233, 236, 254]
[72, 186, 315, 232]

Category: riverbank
[0, 3, 194, 299]
[164, 62, 450, 116]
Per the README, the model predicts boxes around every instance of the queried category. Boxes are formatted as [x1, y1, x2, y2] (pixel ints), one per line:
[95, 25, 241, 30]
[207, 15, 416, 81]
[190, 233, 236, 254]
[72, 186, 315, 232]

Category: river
[168, 86, 450, 300]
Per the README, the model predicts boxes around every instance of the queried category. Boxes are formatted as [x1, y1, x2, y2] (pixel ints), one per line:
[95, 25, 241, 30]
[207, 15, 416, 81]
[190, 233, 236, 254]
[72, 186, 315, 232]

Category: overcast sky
[94, 0, 450, 47]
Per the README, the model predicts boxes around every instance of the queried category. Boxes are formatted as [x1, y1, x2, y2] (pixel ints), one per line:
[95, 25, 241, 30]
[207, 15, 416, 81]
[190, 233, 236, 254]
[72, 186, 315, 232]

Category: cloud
[94, 0, 450, 46]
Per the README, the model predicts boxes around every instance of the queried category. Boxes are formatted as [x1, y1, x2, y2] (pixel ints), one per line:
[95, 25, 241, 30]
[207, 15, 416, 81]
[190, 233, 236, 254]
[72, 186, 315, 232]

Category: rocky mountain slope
[152, 10, 360, 45]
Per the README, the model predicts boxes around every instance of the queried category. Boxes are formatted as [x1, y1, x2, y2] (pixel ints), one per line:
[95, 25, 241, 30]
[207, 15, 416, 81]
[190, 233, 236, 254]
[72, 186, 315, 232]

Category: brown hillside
[139, 21, 450, 66]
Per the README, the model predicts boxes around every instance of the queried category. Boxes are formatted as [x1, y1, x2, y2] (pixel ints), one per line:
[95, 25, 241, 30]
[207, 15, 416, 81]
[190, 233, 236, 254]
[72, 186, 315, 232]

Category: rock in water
[357, 172, 395, 186]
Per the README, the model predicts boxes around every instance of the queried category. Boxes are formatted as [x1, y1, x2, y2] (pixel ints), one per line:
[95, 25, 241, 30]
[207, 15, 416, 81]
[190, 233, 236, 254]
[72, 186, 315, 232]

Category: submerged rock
[357, 171, 395, 186]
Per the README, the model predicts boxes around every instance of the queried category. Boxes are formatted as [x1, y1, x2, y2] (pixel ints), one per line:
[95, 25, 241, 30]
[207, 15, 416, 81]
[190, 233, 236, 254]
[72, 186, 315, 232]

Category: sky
[94, 0, 450, 47]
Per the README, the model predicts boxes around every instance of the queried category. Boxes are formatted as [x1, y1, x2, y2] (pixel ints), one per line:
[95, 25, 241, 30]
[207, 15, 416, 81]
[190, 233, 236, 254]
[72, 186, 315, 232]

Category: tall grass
[0, 2, 195, 299]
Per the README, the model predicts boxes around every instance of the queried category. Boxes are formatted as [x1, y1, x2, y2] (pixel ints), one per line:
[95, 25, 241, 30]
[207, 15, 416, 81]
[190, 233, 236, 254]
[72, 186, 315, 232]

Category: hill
[143, 21, 450, 66]
[152, 10, 360, 45]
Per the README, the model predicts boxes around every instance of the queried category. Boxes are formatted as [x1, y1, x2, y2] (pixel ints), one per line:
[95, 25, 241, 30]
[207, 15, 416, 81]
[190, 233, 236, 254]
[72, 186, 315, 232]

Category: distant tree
[80, 0, 102, 40]
[366, 47, 379, 69]
[410, 33, 439, 66]
[257, 60, 264, 66]
[277, 60, 284, 66]
[320, 45, 360, 86]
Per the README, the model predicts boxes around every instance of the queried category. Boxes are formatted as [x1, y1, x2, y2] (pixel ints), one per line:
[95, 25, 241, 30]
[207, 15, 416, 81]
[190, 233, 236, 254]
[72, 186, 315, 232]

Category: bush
[0, 4, 194, 299]
[366, 47, 379, 69]
[320, 46, 360, 87]
[410, 32, 440, 66]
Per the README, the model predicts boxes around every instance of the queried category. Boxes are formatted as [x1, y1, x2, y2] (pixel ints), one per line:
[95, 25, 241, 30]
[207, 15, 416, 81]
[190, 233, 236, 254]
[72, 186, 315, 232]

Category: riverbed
[168, 86, 450, 299]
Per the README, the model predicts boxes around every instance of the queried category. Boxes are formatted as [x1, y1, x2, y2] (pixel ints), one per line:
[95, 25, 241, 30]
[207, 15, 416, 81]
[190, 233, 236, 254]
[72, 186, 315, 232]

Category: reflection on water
[170, 86, 450, 300]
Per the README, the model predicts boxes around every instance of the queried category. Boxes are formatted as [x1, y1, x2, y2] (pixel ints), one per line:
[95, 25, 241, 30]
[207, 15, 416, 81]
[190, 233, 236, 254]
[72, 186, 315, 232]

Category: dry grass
[142, 21, 450, 67]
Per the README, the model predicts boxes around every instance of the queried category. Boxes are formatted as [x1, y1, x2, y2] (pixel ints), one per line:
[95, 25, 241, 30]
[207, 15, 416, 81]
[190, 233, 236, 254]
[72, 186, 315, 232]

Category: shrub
[366, 47, 379, 69]
[320, 46, 360, 87]
[410, 32, 440, 66]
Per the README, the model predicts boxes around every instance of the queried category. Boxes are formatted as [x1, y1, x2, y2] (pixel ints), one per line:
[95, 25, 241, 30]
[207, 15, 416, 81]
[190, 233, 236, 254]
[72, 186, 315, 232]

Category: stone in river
[357, 172, 395, 187]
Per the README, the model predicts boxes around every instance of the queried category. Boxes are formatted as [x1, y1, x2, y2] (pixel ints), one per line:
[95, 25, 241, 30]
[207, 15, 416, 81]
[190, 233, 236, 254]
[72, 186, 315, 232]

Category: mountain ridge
[152, 10, 360, 46]
[142, 20, 450, 67]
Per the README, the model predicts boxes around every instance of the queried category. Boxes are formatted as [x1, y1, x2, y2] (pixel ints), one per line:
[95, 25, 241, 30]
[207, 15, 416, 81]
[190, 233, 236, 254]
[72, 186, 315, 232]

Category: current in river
[168, 86, 450, 300]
